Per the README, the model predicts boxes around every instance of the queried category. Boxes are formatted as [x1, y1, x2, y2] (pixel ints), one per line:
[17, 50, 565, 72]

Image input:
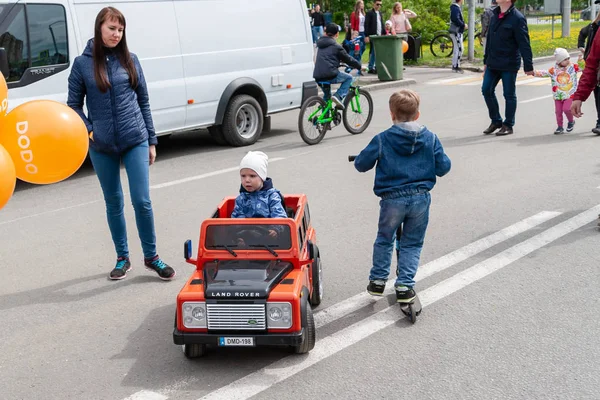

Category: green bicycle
[298, 70, 374, 145]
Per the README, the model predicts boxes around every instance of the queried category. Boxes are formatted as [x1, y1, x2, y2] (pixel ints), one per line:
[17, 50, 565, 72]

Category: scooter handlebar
[348, 155, 356, 162]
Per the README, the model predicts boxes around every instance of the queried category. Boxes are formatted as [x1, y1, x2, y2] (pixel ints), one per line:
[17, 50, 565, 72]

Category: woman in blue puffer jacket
[67, 6, 175, 281]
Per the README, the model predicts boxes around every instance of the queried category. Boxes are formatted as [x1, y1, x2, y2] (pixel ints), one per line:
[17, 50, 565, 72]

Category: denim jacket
[231, 178, 287, 219]
[354, 122, 451, 198]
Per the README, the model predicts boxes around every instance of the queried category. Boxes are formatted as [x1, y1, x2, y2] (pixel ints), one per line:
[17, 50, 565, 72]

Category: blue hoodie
[231, 178, 287, 219]
[354, 122, 451, 198]
[67, 39, 157, 154]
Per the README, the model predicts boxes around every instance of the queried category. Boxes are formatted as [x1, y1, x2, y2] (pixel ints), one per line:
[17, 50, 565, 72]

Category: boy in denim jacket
[353, 89, 451, 303]
[231, 151, 287, 238]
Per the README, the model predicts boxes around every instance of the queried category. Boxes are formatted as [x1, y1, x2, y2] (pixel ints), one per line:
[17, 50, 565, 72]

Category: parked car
[0, 0, 318, 147]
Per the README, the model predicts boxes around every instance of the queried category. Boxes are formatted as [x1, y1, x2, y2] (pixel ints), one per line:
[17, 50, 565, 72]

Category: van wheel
[208, 126, 228, 146]
[292, 300, 316, 354]
[222, 95, 264, 146]
[310, 253, 323, 308]
[183, 343, 207, 358]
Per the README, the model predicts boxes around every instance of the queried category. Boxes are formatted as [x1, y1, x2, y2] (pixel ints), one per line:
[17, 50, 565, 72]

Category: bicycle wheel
[298, 96, 328, 145]
[343, 88, 373, 135]
[430, 33, 454, 58]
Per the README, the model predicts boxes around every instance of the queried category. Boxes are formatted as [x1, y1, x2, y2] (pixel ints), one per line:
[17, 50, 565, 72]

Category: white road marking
[123, 391, 168, 400]
[314, 211, 561, 328]
[520, 94, 553, 104]
[197, 204, 600, 400]
[515, 77, 546, 86]
[149, 157, 286, 189]
[0, 200, 101, 226]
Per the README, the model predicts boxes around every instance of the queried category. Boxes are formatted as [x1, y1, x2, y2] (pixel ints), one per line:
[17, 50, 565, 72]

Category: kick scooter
[349, 155, 422, 324]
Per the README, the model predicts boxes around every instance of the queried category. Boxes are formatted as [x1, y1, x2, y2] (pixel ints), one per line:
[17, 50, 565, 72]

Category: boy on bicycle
[353, 89, 451, 303]
[314, 23, 362, 109]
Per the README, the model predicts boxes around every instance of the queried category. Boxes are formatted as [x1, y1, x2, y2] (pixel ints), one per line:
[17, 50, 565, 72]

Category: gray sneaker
[332, 96, 345, 109]
[592, 125, 600, 135]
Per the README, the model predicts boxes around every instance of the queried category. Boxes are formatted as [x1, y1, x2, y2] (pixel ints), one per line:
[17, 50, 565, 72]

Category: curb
[317, 78, 417, 96]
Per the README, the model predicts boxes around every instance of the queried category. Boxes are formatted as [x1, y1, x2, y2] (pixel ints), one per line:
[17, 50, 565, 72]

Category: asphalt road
[1, 61, 599, 400]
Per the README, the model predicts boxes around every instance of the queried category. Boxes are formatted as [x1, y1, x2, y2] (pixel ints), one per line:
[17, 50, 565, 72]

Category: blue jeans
[89, 141, 157, 259]
[312, 26, 323, 43]
[369, 191, 431, 288]
[329, 71, 353, 101]
[368, 40, 376, 70]
[482, 68, 518, 127]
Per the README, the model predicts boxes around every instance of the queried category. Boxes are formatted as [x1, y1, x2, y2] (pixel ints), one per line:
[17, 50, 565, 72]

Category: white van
[0, 0, 318, 146]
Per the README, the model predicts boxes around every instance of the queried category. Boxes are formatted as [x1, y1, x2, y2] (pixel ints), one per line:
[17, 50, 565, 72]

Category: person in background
[311, 4, 326, 45]
[449, 0, 467, 74]
[577, 2, 600, 134]
[481, 0, 534, 136]
[390, 2, 417, 35]
[480, 0, 497, 55]
[364, 0, 385, 74]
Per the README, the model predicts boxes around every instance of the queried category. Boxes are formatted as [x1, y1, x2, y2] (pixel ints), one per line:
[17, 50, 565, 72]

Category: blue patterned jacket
[231, 178, 287, 219]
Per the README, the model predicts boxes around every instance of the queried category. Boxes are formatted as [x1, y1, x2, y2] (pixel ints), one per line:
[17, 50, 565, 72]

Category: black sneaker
[554, 126, 565, 135]
[109, 257, 131, 280]
[395, 286, 416, 303]
[367, 281, 385, 296]
[496, 125, 514, 136]
[592, 125, 600, 135]
[144, 255, 176, 281]
[483, 122, 502, 135]
[452, 66, 464, 74]
[566, 121, 575, 132]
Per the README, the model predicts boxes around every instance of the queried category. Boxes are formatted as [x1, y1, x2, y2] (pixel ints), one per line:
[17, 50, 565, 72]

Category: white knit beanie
[239, 151, 268, 181]
[554, 48, 570, 64]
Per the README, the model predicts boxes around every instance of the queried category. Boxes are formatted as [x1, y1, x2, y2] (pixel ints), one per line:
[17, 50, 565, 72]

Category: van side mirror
[0, 48, 8, 79]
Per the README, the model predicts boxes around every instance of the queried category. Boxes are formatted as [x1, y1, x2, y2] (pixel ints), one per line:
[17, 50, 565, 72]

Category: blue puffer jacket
[67, 39, 157, 154]
[231, 178, 287, 219]
[354, 122, 451, 198]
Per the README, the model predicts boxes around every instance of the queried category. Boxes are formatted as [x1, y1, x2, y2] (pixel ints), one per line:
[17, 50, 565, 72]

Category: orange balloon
[0, 144, 16, 210]
[402, 40, 409, 54]
[0, 100, 89, 184]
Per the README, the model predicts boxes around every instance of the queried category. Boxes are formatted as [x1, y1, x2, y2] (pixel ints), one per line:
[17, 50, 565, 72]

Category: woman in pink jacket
[390, 2, 417, 35]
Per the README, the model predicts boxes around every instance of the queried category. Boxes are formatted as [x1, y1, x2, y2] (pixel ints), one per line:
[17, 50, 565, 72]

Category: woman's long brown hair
[354, 0, 364, 16]
[93, 7, 138, 93]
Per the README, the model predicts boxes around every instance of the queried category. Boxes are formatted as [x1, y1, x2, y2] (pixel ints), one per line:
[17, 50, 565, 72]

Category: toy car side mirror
[184, 239, 192, 260]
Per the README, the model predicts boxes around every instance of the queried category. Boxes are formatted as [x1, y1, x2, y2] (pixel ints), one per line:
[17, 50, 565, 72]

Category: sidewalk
[350, 49, 582, 93]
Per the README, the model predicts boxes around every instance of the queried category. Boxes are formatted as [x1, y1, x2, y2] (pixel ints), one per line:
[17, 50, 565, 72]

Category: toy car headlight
[182, 302, 207, 328]
[266, 302, 292, 329]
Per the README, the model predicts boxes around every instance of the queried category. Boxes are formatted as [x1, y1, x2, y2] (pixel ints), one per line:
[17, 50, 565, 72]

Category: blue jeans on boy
[89, 141, 157, 260]
[328, 70, 353, 101]
[482, 68, 518, 127]
[369, 191, 431, 288]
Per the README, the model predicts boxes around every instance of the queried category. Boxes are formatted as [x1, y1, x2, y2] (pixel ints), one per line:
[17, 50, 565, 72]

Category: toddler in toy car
[353, 89, 451, 303]
[231, 151, 287, 242]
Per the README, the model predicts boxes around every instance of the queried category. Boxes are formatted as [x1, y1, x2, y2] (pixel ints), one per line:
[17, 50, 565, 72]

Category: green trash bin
[369, 34, 405, 81]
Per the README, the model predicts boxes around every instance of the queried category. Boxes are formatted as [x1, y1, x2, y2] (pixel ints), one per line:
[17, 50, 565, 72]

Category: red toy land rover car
[173, 194, 322, 358]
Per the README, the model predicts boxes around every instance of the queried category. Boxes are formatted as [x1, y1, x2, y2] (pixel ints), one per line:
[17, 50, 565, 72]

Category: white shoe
[332, 96, 345, 109]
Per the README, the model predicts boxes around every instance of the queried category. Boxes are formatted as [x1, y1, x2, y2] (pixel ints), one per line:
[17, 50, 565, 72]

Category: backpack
[481, 8, 494, 37]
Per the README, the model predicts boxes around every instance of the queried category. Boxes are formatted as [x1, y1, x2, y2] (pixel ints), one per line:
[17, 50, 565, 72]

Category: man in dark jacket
[576, 4, 600, 133]
[481, 0, 534, 136]
[313, 23, 362, 108]
[364, 0, 384, 73]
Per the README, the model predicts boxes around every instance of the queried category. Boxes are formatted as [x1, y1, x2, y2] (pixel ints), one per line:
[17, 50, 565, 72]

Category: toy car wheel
[310, 252, 323, 307]
[292, 298, 315, 354]
[183, 343, 207, 359]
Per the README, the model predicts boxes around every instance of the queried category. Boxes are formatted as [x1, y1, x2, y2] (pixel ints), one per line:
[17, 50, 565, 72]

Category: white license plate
[219, 337, 254, 347]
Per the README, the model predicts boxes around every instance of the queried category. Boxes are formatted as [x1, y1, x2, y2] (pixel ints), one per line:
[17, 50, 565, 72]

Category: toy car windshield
[205, 224, 292, 251]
